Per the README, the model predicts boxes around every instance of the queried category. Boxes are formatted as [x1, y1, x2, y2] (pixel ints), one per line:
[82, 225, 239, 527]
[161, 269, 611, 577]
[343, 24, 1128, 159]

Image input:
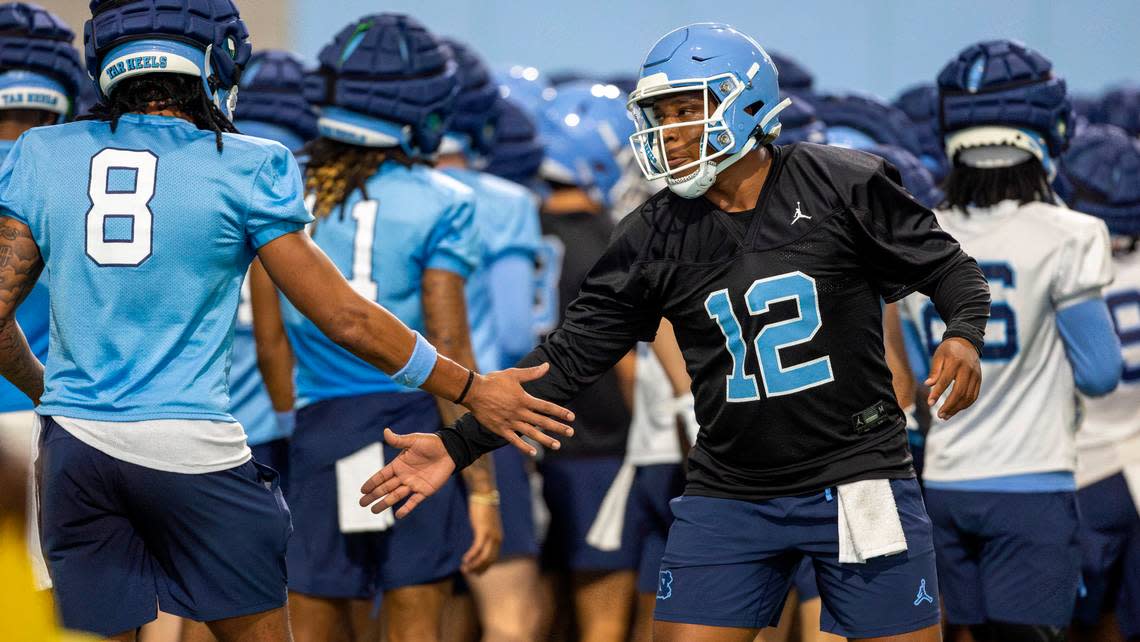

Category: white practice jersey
[1077, 248, 1140, 487]
[899, 200, 1114, 483]
[625, 343, 684, 467]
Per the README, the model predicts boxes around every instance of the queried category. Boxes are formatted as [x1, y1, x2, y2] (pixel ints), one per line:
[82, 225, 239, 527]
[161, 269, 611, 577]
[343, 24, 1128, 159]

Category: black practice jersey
[537, 210, 630, 458]
[444, 143, 990, 500]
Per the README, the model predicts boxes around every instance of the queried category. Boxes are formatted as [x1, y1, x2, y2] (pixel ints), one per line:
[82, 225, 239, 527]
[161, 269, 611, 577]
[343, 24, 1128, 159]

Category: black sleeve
[849, 161, 965, 301]
[849, 160, 990, 353]
[439, 214, 662, 470]
[924, 255, 990, 354]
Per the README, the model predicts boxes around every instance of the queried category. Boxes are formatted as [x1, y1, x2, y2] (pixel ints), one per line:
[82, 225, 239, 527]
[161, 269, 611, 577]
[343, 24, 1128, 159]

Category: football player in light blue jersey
[435, 37, 545, 642]
[0, 3, 85, 461]
[0, 2, 571, 640]
[227, 49, 318, 486]
[247, 15, 505, 642]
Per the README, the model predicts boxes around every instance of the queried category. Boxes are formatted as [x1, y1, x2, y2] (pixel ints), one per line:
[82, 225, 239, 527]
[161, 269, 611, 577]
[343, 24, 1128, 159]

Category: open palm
[358, 428, 456, 519]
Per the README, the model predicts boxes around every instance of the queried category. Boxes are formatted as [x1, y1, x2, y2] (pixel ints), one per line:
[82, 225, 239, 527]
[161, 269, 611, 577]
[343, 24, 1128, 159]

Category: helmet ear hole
[743, 99, 765, 116]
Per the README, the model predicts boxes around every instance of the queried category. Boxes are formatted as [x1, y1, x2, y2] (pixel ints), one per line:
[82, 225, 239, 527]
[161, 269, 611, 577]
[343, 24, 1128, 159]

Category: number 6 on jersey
[706, 271, 834, 401]
[86, 148, 157, 267]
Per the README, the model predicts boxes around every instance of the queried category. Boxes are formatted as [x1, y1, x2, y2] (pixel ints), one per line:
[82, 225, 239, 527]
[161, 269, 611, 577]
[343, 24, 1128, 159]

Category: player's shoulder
[220, 132, 295, 166]
[469, 169, 533, 207]
[1020, 200, 1110, 242]
[374, 163, 474, 222]
[780, 141, 885, 184]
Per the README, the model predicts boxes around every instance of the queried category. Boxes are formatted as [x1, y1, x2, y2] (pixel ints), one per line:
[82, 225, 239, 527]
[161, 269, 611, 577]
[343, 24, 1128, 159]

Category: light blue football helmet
[627, 22, 790, 198]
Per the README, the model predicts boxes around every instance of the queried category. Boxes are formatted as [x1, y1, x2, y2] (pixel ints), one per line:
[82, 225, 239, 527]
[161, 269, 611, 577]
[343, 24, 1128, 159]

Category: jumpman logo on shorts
[913, 578, 934, 606]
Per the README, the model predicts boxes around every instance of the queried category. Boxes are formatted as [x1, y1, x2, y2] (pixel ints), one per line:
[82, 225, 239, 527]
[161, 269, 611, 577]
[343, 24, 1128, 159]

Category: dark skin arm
[421, 268, 501, 574]
[883, 303, 917, 410]
[0, 217, 44, 405]
[249, 259, 295, 412]
[256, 231, 574, 452]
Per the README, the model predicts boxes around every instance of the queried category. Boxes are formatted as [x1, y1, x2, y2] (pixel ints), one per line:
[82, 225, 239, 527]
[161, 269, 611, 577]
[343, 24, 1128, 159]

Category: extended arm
[257, 231, 573, 451]
[0, 217, 43, 404]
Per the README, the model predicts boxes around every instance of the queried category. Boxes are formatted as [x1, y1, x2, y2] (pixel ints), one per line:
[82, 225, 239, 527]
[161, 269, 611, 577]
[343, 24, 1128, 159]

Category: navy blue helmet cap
[85, 0, 251, 94]
[485, 96, 543, 186]
[1094, 85, 1140, 137]
[235, 50, 318, 144]
[441, 37, 499, 155]
[778, 93, 826, 144]
[893, 83, 949, 181]
[0, 2, 86, 104]
[814, 91, 924, 158]
[1059, 123, 1140, 236]
[937, 39, 1073, 158]
[868, 144, 944, 209]
[305, 13, 459, 154]
[769, 51, 813, 96]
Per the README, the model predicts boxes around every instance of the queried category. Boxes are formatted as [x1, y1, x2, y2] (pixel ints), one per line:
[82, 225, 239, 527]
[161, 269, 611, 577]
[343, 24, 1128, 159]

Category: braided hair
[302, 138, 416, 220]
[940, 157, 1056, 211]
[83, 74, 237, 152]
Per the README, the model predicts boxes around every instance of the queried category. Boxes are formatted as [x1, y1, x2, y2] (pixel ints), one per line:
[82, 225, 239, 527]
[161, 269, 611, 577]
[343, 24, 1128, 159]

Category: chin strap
[667, 136, 759, 199]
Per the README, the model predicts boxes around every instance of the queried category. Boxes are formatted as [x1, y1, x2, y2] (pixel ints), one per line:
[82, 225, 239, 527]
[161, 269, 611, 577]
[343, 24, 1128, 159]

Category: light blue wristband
[275, 410, 296, 436]
[391, 331, 438, 389]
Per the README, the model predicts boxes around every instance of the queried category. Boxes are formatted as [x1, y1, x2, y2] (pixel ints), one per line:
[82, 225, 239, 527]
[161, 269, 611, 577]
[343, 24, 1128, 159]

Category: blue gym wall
[290, 0, 1139, 100]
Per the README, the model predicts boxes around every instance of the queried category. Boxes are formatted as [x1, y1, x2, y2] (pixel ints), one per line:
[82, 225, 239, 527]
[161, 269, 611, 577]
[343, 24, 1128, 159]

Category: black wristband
[454, 369, 475, 405]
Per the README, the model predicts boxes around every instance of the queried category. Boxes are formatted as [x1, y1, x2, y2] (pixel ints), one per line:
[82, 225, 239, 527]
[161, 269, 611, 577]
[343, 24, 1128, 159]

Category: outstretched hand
[464, 363, 575, 456]
[359, 428, 455, 519]
[926, 337, 982, 420]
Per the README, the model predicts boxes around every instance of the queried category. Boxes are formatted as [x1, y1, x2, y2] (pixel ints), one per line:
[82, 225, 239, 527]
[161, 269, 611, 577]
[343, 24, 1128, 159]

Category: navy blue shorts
[491, 446, 538, 558]
[286, 392, 470, 598]
[250, 436, 290, 494]
[539, 456, 639, 572]
[37, 418, 291, 638]
[925, 486, 1081, 627]
[629, 463, 685, 594]
[792, 557, 820, 601]
[1074, 473, 1140, 638]
[654, 478, 940, 638]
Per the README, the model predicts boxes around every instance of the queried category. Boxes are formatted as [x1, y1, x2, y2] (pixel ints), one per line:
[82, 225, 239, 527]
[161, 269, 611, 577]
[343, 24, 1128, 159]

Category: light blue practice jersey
[282, 161, 479, 405]
[227, 122, 305, 446]
[0, 138, 49, 413]
[442, 167, 541, 372]
[0, 114, 313, 422]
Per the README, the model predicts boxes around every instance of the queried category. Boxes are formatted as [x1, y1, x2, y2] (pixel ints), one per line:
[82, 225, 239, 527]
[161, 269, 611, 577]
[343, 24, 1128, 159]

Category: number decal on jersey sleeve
[85, 149, 158, 267]
[705, 271, 833, 402]
[347, 200, 379, 300]
[532, 235, 565, 337]
[922, 262, 1018, 361]
[1106, 289, 1140, 382]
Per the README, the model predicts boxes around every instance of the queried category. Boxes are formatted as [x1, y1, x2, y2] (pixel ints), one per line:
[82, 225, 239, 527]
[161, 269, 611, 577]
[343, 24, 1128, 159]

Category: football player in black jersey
[362, 23, 989, 642]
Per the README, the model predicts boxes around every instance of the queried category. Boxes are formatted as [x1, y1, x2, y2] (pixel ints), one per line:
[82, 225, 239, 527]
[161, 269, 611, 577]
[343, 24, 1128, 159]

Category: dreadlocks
[940, 156, 1056, 211]
[83, 74, 237, 152]
[302, 138, 416, 220]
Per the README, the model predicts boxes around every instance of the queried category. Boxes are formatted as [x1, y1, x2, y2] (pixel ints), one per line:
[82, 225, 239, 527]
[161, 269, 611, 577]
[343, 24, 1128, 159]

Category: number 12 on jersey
[705, 271, 834, 401]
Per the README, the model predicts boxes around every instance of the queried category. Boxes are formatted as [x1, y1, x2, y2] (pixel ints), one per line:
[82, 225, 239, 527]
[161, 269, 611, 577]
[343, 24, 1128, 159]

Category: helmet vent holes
[743, 99, 766, 116]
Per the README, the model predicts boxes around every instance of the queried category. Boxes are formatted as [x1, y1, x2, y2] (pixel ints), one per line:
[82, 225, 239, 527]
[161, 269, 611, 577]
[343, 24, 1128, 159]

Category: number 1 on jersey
[348, 200, 379, 300]
[706, 271, 834, 402]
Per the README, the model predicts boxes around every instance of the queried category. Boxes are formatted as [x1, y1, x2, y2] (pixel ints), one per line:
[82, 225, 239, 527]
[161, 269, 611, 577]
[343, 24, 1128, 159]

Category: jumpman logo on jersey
[791, 201, 812, 225]
[913, 578, 934, 606]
